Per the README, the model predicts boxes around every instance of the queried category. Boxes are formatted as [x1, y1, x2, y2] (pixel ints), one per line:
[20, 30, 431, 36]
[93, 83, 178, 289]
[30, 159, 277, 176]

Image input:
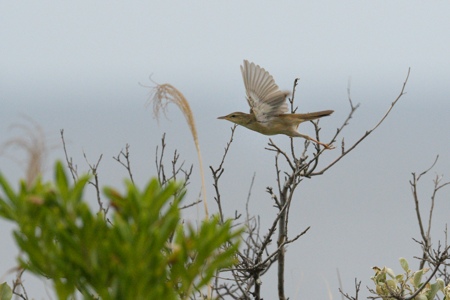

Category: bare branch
[155, 133, 193, 194]
[409, 156, 450, 269]
[11, 268, 28, 300]
[210, 125, 237, 223]
[312, 68, 411, 176]
[83, 152, 104, 214]
[417, 154, 439, 180]
[179, 199, 202, 210]
[113, 144, 134, 184]
[60, 129, 78, 182]
[339, 278, 361, 300]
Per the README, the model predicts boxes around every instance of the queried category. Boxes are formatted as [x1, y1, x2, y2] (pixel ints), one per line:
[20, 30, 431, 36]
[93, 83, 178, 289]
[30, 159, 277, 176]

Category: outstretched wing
[241, 60, 289, 122]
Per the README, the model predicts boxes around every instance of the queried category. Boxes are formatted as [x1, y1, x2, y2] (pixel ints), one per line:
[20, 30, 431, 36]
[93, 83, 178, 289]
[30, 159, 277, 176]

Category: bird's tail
[293, 110, 334, 121]
[280, 110, 334, 125]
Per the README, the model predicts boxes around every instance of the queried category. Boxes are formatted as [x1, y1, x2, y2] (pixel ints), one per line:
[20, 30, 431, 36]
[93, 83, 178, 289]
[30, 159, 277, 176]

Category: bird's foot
[324, 143, 335, 150]
[317, 141, 335, 150]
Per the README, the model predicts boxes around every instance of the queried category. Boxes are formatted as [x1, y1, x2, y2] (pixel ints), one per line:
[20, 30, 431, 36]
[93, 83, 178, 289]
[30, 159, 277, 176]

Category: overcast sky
[1, 1, 450, 299]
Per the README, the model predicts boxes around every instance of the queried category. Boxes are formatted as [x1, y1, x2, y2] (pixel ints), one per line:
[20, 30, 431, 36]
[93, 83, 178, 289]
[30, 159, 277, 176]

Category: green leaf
[415, 294, 427, 300]
[0, 174, 15, 203]
[0, 282, 12, 300]
[436, 278, 445, 290]
[386, 267, 396, 279]
[399, 257, 409, 272]
[413, 269, 424, 288]
[0, 174, 17, 220]
[54, 161, 69, 199]
[428, 280, 442, 300]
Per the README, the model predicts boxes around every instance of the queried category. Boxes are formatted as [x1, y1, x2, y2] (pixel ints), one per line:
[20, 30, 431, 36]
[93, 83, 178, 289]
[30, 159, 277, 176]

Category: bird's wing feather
[241, 60, 289, 122]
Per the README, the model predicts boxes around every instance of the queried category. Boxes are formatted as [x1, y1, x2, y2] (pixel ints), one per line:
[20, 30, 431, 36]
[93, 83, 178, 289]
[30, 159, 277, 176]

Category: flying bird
[218, 60, 334, 149]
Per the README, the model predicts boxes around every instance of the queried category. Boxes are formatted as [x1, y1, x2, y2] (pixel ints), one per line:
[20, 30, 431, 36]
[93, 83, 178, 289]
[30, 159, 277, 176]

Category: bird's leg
[295, 133, 335, 150]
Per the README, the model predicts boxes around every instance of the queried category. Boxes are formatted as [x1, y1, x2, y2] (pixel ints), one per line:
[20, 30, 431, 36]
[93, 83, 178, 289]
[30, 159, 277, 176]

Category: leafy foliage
[0, 282, 12, 299]
[0, 161, 241, 299]
[371, 258, 448, 300]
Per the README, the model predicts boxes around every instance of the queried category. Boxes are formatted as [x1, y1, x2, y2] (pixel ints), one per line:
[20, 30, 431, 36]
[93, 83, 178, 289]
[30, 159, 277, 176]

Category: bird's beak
[217, 115, 227, 120]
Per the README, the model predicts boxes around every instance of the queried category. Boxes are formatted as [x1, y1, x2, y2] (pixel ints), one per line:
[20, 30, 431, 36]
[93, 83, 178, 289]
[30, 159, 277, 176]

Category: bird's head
[217, 112, 251, 126]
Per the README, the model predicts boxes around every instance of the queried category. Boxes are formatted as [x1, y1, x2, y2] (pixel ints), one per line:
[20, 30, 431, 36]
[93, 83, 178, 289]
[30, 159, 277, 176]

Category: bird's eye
[231, 114, 236, 118]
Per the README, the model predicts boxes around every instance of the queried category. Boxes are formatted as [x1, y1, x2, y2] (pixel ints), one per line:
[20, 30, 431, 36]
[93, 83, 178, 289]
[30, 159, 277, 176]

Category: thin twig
[113, 144, 134, 184]
[179, 199, 202, 210]
[289, 78, 300, 159]
[210, 125, 237, 223]
[339, 278, 361, 300]
[312, 68, 411, 175]
[60, 129, 78, 182]
[83, 152, 104, 214]
[11, 268, 28, 300]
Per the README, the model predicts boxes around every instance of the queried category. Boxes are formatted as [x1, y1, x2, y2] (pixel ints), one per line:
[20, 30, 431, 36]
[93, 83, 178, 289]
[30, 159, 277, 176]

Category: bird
[218, 60, 334, 149]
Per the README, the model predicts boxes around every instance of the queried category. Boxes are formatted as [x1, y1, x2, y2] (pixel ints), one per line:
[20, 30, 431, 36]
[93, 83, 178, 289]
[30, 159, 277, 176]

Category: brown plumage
[218, 60, 334, 149]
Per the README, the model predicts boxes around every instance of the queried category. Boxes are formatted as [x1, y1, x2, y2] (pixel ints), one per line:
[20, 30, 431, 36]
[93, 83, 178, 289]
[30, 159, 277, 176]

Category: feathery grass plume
[1, 117, 47, 187]
[149, 83, 209, 218]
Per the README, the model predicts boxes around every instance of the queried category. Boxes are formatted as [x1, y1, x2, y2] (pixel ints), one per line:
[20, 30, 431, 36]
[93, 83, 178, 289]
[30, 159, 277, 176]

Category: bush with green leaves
[371, 258, 449, 300]
[0, 161, 241, 299]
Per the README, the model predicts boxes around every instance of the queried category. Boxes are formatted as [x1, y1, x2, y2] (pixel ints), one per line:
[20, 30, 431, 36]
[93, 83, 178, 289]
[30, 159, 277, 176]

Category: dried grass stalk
[149, 83, 209, 218]
[1, 117, 47, 187]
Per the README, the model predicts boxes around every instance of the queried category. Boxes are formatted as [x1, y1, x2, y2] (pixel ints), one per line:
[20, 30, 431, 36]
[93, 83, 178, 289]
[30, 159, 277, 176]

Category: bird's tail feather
[290, 110, 334, 122]
[297, 110, 333, 120]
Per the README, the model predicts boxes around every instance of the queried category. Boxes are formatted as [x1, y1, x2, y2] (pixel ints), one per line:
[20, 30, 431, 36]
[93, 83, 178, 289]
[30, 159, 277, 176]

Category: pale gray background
[1, 1, 450, 299]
